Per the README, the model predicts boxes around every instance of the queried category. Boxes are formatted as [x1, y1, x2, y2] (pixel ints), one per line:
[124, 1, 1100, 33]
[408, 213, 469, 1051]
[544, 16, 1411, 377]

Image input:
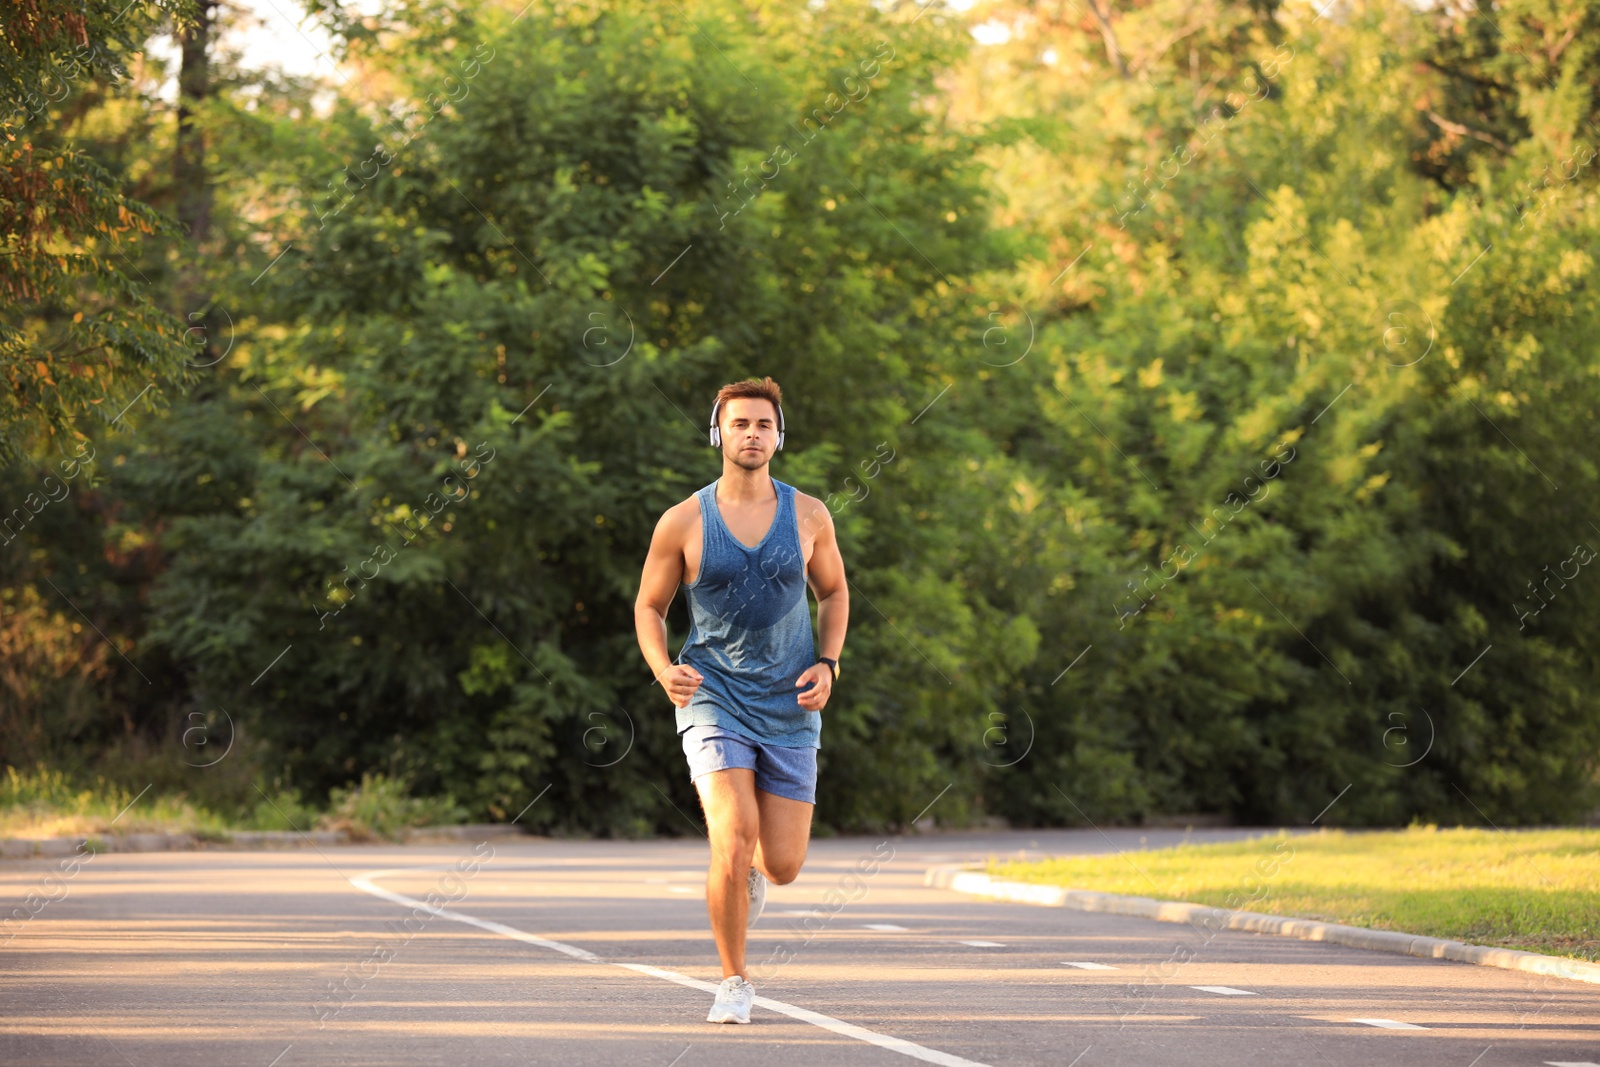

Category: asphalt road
[2, 827, 1596, 1066]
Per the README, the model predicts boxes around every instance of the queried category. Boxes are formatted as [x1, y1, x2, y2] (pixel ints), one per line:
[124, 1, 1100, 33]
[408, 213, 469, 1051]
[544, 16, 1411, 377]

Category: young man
[633, 376, 849, 1024]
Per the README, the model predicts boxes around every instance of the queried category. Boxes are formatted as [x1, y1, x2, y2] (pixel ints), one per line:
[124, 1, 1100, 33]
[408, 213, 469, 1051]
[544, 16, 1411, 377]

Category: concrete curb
[0, 824, 526, 859]
[399, 823, 528, 843]
[924, 864, 1600, 987]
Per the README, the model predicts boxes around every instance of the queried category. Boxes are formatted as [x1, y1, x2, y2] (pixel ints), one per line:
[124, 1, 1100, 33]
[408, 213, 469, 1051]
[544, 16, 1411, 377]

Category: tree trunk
[1083, 0, 1130, 79]
[175, 1, 215, 244]
[175, 1, 217, 360]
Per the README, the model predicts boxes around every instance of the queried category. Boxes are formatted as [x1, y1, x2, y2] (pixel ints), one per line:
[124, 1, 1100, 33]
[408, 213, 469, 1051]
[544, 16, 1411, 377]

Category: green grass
[991, 827, 1600, 962]
[0, 766, 235, 839]
[0, 765, 463, 842]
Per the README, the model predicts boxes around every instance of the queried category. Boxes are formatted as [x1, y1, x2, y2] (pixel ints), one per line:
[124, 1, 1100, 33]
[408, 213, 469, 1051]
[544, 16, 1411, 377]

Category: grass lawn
[0, 767, 237, 841]
[991, 827, 1600, 962]
[0, 766, 461, 842]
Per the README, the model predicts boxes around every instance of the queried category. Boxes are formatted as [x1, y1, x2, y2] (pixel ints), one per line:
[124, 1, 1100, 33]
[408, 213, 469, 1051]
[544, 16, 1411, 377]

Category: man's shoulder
[788, 485, 823, 508]
[787, 486, 833, 534]
[653, 493, 704, 541]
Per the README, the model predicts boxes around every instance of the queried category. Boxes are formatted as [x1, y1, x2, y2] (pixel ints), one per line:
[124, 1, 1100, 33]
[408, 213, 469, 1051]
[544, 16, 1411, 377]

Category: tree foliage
[2, 0, 1598, 831]
[0, 0, 196, 458]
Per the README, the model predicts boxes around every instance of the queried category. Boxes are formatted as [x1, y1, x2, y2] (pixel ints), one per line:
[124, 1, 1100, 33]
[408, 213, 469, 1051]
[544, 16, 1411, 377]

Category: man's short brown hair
[713, 376, 784, 429]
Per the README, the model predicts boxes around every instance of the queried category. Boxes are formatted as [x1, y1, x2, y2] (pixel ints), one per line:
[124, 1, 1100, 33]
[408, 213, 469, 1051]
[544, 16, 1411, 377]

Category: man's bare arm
[793, 495, 847, 712]
[634, 505, 702, 707]
[802, 497, 848, 661]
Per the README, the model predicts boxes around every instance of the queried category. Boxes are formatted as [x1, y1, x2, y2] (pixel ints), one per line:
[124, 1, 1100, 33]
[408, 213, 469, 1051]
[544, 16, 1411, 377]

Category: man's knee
[765, 858, 802, 886]
[709, 821, 759, 868]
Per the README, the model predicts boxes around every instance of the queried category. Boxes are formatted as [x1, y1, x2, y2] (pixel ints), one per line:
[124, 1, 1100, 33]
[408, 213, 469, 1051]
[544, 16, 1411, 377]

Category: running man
[634, 375, 849, 1024]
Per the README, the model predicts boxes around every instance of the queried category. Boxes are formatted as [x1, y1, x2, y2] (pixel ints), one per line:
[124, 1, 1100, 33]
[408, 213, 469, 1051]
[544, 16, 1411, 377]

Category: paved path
[2, 828, 1596, 1065]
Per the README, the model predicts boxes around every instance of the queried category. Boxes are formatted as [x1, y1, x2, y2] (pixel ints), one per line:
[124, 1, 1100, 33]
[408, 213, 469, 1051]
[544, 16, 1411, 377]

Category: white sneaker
[746, 867, 767, 928]
[706, 975, 754, 1024]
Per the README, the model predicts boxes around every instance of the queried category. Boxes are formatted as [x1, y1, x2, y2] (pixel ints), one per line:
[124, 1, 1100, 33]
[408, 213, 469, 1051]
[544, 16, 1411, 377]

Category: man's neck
[718, 464, 774, 504]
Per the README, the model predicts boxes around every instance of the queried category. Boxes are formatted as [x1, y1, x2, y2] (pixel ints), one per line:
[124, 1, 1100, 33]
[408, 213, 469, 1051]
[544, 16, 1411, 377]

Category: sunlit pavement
[2, 828, 1595, 1066]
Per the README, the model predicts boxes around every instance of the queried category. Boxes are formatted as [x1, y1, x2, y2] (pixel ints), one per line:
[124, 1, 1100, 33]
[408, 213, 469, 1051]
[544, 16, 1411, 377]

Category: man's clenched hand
[795, 663, 832, 712]
[657, 664, 703, 708]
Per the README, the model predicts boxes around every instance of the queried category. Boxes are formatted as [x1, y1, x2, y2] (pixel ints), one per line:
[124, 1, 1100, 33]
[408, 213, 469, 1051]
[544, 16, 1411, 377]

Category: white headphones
[709, 396, 785, 451]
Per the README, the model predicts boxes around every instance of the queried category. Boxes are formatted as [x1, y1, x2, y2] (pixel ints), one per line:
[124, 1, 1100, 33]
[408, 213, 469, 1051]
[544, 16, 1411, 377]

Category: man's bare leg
[752, 787, 814, 886]
[696, 770, 816, 979]
[697, 768, 759, 979]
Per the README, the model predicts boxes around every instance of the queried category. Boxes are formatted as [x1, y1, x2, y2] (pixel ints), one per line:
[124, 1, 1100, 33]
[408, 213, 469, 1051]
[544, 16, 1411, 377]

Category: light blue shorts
[681, 724, 818, 805]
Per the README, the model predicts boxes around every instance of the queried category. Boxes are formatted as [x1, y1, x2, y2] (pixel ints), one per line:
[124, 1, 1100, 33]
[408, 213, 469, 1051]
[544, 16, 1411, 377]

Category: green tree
[118, 0, 1016, 831]
[1, 0, 340, 813]
[950, 0, 1600, 825]
[0, 0, 194, 458]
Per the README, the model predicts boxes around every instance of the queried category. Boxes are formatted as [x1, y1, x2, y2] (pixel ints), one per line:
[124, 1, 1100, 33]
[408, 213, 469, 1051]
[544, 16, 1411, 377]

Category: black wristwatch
[818, 656, 839, 681]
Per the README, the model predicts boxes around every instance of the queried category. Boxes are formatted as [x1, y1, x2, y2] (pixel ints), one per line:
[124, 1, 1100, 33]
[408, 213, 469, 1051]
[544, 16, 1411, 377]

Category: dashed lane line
[1060, 961, 1119, 970]
[351, 867, 993, 1067]
[1350, 1018, 1429, 1030]
[1191, 986, 1258, 996]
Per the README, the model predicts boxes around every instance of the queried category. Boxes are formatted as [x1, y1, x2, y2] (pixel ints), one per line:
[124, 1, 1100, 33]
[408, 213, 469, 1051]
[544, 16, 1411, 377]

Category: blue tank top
[676, 476, 820, 748]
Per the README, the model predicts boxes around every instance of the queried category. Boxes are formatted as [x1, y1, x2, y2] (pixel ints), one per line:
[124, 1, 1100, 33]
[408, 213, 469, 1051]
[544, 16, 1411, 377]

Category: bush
[318, 773, 467, 842]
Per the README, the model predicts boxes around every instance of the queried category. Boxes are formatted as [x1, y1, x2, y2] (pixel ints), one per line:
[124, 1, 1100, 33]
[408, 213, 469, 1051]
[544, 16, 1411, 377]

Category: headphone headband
[709, 395, 785, 451]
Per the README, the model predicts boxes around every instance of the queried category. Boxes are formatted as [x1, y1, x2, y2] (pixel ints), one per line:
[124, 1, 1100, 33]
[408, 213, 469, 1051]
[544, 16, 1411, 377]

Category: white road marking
[774, 909, 818, 916]
[1060, 961, 1118, 970]
[1191, 986, 1258, 996]
[1350, 1018, 1428, 1030]
[958, 940, 1005, 948]
[863, 923, 910, 932]
[668, 886, 697, 894]
[1545, 1062, 1600, 1066]
[352, 868, 993, 1067]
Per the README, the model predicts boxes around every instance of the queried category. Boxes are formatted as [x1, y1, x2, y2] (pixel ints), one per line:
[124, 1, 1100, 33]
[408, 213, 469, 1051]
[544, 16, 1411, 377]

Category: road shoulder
[924, 863, 1600, 987]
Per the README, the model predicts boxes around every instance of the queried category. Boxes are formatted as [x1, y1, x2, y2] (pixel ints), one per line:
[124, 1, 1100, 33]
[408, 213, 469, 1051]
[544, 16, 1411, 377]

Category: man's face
[720, 397, 779, 470]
